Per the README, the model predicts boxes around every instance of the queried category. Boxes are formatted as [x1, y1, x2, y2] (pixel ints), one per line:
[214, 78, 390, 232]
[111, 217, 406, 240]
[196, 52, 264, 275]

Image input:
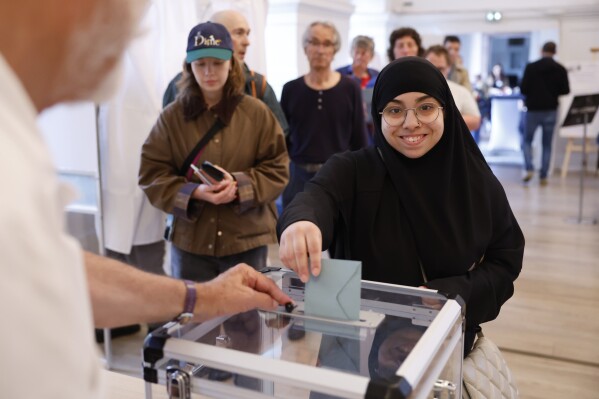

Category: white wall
[553, 15, 599, 173]
[38, 103, 98, 175]
[266, 0, 355, 97]
[263, 1, 598, 85]
[41, 0, 599, 182]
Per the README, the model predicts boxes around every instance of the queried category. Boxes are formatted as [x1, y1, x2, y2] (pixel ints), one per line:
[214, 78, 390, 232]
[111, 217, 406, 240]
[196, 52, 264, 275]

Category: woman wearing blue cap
[140, 22, 289, 282]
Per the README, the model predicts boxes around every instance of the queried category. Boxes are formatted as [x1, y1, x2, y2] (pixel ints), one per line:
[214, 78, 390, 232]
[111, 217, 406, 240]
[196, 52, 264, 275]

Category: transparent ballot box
[143, 270, 465, 399]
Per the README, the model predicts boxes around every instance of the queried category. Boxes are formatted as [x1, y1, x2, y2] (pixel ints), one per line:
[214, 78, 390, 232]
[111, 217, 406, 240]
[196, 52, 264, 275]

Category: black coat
[277, 147, 523, 330]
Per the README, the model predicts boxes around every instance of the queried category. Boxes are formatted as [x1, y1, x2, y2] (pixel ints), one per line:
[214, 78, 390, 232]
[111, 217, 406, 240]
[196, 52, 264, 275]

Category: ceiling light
[486, 11, 503, 22]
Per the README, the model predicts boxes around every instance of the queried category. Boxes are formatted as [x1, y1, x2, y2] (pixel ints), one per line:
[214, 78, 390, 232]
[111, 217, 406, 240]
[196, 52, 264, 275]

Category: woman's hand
[418, 285, 443, 310]
[193, 175, 237, 205]
[279, 221, 322, 283]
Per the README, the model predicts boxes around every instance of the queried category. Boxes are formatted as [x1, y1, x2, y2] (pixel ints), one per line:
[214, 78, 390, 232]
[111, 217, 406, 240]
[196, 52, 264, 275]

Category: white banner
[558, 61, 599, 139]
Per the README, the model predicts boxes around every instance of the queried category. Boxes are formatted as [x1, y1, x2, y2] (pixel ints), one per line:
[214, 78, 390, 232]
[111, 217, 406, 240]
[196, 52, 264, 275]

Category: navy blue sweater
[281, 76, 368, 164]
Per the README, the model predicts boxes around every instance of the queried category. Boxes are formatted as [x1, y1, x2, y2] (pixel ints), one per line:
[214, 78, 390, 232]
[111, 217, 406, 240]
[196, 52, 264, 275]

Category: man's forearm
[85, 251, 292, 328]
[85, 251, 185, 328]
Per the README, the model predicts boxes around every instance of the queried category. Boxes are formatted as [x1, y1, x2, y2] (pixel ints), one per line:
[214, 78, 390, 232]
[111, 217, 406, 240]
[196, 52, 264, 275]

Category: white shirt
[0, 54, 103, 398]
[448, 80, 481, 118]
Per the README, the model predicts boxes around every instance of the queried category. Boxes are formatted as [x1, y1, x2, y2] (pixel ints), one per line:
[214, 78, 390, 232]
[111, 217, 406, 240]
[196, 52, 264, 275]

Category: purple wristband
[174, 279, 197, 324]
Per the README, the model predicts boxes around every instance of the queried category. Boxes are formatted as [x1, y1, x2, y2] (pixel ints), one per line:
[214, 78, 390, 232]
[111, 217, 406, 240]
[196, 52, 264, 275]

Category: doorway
[487, 33, 531, 89]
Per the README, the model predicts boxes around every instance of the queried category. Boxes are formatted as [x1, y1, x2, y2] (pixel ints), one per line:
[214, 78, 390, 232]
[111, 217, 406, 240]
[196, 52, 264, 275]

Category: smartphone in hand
[190, 162, 225, 186]
[201, 161, 225, 182]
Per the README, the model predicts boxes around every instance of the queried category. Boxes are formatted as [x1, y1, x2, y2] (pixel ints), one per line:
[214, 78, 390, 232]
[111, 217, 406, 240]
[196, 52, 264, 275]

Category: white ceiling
[391, 0, 599, 18]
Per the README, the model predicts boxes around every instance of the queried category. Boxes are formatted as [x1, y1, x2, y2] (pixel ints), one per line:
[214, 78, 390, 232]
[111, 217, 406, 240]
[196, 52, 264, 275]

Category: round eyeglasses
[379, 103, 443, 126]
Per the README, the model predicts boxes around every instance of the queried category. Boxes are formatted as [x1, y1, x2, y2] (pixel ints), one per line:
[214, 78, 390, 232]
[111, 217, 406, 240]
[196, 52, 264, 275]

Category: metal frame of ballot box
[143, 270, 465, 399]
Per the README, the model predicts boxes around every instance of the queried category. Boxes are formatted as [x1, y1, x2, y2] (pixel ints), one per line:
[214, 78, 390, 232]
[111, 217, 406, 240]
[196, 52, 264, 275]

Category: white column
[348, 0, 397, 71]
[265, 0, 355, 97]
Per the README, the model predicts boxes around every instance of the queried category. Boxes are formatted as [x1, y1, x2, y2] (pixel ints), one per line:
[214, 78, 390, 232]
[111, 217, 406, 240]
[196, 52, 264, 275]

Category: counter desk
[486, 94, 525, 154]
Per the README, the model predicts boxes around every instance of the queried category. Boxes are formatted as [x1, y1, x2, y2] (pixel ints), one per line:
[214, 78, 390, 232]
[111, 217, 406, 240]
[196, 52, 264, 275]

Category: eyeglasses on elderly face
[307, 39, 335, 49]
[379, 103, 443, 126]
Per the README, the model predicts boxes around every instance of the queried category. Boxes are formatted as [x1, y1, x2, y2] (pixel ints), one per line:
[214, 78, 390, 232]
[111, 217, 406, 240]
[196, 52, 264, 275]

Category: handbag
[462, 331, 519, 399]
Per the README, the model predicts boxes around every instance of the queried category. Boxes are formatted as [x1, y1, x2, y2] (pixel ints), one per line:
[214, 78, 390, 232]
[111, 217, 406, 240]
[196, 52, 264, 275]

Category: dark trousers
[282, 162, 318, 208]
[103, 241, 167, 333]
[171, 245, 268, 282]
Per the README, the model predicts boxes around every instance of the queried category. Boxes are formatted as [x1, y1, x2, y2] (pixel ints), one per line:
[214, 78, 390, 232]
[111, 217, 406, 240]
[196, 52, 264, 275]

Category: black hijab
[371, 57, 494, 280]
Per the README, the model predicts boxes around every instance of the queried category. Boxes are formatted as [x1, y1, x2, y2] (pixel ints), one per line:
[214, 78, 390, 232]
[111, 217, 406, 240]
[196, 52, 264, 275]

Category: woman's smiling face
[380, 92, 444, 158]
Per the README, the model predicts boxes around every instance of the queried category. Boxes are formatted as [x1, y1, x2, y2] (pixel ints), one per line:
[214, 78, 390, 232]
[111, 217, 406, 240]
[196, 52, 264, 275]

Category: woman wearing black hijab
[277, 57, 524, 353]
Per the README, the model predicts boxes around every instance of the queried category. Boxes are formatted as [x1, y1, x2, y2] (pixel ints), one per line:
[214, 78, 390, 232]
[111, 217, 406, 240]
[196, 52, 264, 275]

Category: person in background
[520, 41, 570, 185]
[443, 35, 472, 92]
[487, 63, 510, 93]
[277, 57, 524, 355]
[336, 35, 380, 140]
[162, 10, 288, 136]
[0, 1, 292, 398]
[139, 22, 289, 282]
[472, 73, 492, 144]
[280, 21, 368, 208]
[425, 45, 481, 132]
[336, 35, 379, 90]
[387, 27, 424, 61]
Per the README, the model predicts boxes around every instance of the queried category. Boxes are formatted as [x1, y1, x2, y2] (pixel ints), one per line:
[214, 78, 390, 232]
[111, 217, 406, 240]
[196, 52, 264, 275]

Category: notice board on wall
[559, 62, 599, 139]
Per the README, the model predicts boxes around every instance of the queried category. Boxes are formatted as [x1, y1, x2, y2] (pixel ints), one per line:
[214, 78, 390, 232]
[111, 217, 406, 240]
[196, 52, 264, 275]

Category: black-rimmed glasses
[379, 103, 443, 126]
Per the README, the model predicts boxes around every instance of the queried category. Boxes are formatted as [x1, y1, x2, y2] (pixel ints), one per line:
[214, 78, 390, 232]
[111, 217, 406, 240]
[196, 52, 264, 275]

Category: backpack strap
[249, 70, 258, 98]
[259, 73, 267, 98]
[247, 69, 267, 100]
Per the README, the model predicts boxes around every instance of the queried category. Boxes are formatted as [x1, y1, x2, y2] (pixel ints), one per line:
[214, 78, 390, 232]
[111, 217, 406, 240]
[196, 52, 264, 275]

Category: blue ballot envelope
[305, 259, 362, 321]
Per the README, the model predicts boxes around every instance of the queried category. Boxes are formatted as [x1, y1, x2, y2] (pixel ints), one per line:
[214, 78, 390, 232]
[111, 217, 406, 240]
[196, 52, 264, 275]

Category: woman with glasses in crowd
[277, 57, 524, 354]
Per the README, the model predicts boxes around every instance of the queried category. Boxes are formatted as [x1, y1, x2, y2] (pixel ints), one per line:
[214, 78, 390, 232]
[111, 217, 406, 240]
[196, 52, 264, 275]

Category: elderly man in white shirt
[425, 45, 481, 132]
[0, 1, 291, 398]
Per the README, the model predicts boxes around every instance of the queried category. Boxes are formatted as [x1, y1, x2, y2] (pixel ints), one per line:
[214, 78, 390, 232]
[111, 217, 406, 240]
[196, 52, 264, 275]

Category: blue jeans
[171, 245, 267, 282]
[521, 110, 557, 179]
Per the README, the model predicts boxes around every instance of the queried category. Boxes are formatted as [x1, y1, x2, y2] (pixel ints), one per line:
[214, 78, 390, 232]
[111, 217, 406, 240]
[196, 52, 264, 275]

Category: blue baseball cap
[186, 22, 233, 63]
